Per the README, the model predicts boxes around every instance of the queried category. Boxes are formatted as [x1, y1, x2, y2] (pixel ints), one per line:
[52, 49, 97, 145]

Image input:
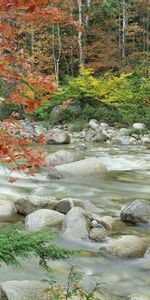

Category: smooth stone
[52, 158, 107, 178]
[133, 123, 145, 130]
[25, 209, 64, 231]
[63, 207, 90, 241]
[45, 150, 79, 167]
[121, 199, 150, 224]
[89, 228, 108, 241]
[14, 195, 57, 215]
[0, 280, 50, 300]
[46, 131, 70, 144]
[100, 235, 147, 258]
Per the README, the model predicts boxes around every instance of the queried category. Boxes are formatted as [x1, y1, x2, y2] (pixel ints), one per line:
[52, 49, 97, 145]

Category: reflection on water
[0, 143, 150, 298]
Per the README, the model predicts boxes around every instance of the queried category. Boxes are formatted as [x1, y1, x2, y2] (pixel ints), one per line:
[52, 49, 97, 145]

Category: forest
[0, 1, 150, 300]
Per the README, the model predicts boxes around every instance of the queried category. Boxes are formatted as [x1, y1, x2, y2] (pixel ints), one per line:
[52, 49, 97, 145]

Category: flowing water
[0, 143, 150, 299]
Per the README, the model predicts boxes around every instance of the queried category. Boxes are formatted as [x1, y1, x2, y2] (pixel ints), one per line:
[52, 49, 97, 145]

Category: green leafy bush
[0, 223, 74, 269]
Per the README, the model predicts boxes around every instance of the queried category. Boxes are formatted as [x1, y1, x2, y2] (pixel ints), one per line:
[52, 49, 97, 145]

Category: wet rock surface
[121, 199, 150, 224]
[100, 235, 148, 258]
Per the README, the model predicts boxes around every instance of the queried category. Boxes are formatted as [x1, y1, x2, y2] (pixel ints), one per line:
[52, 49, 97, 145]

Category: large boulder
[45, 150, 79, 167]
[14, 195, 57, 215]
[63, 207, 90, 241]
[48, 158, 107, 178]
[100, 235, 147, 258]
[0, 281, 50, 300]
[121, 199, 150, 224]
[25, 209, 64, 231]
[46, 131, 70, 144]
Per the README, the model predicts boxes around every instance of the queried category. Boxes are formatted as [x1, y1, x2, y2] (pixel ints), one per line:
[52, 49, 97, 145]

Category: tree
[0, 0, 63, 174]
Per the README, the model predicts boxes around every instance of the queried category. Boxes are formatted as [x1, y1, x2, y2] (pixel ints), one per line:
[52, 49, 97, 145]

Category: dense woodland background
[0, 0, 150, 128]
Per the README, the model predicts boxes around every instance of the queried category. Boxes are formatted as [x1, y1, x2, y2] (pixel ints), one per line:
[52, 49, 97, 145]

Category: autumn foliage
[0, 0, 63, 174]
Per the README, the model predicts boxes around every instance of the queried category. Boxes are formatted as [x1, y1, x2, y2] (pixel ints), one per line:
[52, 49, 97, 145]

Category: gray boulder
[0, 280, 50, 300]
[45, 150, 79, 167]
[63, 207, 90, 241]
[121, 199, 150, 224]
[14, 195, 57, 215]
[25, 209, 64, 231]
[89, 119, 98, 130]
[92, 133, 108, 143]
[100, 235, 147, 258]
[46, 131, 70, 144]
[50, 158, 107, 178]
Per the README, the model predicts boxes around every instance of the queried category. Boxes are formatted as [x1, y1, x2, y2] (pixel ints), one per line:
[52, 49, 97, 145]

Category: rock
[127, 294, 150, 300]
[92, 133, 108, 143]
[89, 228, 107, 241]
[133, 123, 145, 130]
[45, 150, 79, 167]
[121, 199, 150, 224]
[89, 120, 98, 130]
[46, 131, 70, 144]
[14, 195, 57, 215]
[85, 130, 96, 141]
[0, 197, 16, 220]
[74, 144, 87, 151]
[141, 135, 150, 144]
[99, 123, 109, 130]
[112, 136, 136, 145]
[0, 280, 51, 300]
[63, 207, 90, 241]
[25, 209, 64, 231]
[55, 198, 102, 215]
[100, 235, 147, 258]
[50, 158, 107, 178]
[119, 128, 129, 135]
[90, 216, 116, 231]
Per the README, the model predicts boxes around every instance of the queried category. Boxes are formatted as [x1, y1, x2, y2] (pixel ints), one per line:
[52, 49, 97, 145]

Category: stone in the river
[25, 209, 64, 231]
[50, 157, 107, 178]
[14, 195, 57, 215]
[45, 150, 79, 167]
[0, 280, 51, 300]
[92, 133, 108, 143]
[90, 215, 116, 231]
[55, 198, 102, 215]
[121, 199, 150, 224]
[46, 131, 70, 144]
[127, 294, 150, 300]
[0, 197, 16, 220]
[100, 235, 147, 258]
[89, 228, 107, 241]
[63, 207, 90, 241]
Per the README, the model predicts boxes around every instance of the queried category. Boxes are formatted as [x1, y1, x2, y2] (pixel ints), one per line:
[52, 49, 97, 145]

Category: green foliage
[35, 67, 150, 127]
[0, 101, 25, 121]
[0, 223, 75, 269]
[70, 120, 87, 132]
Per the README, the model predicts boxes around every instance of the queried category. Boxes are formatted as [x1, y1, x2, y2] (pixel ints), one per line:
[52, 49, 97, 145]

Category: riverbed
[0, 142, 150, 299]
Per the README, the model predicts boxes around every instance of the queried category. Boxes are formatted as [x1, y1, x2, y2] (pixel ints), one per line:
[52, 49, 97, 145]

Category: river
[0, 143, 150, 299]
